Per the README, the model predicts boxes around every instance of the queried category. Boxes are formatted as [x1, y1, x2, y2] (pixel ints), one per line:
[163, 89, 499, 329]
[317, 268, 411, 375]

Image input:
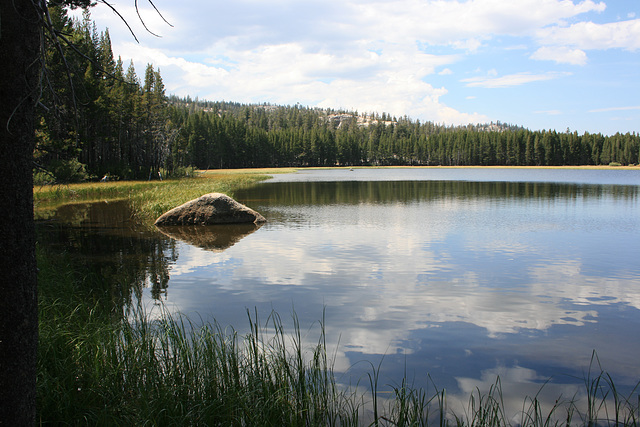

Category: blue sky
[85, 0, 639, 135]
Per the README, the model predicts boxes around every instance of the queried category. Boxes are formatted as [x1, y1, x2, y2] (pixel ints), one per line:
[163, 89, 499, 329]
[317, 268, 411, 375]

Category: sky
[84, 0, 639, 135]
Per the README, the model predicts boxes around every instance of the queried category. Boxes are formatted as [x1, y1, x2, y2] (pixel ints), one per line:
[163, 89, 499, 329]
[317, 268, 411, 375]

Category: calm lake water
[37, 168, 640, 418]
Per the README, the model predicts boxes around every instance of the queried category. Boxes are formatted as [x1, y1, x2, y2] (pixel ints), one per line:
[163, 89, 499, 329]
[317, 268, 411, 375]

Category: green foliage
[38, 7, 171, 181]
[162, 165, 197, 179]
[37, 243, 640, 425]
[33, 172, 271, 225]
[34, 158, 92, 184]
[33, 181, 157, 210]
[166, 103, 640, 168]
[127, 173, 270, 222]
[37, 243, 352, 425]
[37, 7, 640, 183]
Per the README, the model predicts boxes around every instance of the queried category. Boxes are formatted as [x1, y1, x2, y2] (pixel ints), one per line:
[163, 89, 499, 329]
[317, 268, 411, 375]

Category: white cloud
[350, 0, 607, 48]
[536, 19, 640, 51]
[118, 34, 479, 124]
[530, 46, 588, 65]
[117, 42, 229, 90]
[448, 365, 588, 424]
[588, 105, 640, 113]
[462, 71, 572, 88]
[80, 0, 637, 132]
[451, 38, 484, 52]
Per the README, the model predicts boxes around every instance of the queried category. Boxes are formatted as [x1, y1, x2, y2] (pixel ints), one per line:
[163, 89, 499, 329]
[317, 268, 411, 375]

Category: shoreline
[33, 164, 639, 214]
[201, 164, 640, 173]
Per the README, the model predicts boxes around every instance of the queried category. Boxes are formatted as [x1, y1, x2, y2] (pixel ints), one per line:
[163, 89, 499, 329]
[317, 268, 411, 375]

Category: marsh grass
[36, 169, 640, 425]
[34, 170, 273, 223]
[37, 246, 640, 426]
[37, 248, 356, 425]
[33, 180, 158, 208]
[127, 173, 271, 223]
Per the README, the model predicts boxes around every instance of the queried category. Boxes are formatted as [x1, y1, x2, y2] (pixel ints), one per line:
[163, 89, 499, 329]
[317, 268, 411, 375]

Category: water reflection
[37, 173, 640, 410]
[36, 200, 177, 303]
[265, 166, 640, 186]
[245, 179, 639, 207]
[448, 364, 586, 425]
[156, 223, 263, 252]
[234, 178, 639, 390]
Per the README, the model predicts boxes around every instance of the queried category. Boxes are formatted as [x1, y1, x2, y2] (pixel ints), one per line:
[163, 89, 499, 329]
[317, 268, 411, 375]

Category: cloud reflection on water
[150, 175, 640, 396]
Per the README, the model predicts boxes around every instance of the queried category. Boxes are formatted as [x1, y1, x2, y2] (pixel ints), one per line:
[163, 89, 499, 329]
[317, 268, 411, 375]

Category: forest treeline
[36, 8, 639, 183]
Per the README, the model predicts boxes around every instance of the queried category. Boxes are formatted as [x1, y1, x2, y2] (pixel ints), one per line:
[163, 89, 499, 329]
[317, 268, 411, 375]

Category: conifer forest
[37, 8, 639, 183]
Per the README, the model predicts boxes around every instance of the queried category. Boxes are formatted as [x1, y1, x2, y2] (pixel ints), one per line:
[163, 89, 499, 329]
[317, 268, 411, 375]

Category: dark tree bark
[0, 2, 165, 422]
[0, 0, 42, 424]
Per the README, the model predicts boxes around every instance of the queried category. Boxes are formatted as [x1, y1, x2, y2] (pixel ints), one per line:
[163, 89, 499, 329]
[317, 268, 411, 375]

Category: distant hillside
[168, 96, 522, 133]
[34, 6, 638, 185]
[164, 97, 636, 170]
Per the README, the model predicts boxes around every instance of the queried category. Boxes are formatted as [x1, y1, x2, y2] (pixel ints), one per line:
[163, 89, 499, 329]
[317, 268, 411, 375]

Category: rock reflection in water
[36, 169, 640, 415]
[156, 223, 263, 252]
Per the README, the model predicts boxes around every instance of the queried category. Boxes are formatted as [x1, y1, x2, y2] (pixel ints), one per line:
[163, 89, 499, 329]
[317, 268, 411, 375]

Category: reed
[127, 173, 270, 222]
[37, 246, 356, 425]
[33, 170, 272, 222]
[35, 170, 640, 425]
[33, 180, 159, 206]
[37, 246, 640, 425]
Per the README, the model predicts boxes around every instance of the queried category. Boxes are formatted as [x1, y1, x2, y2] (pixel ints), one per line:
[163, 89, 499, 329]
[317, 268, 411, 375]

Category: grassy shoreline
[33, 164, 639, 215]
[37, 244, 640, 425]
[33, 170, 279, 222]
[36, 167, 640, 425]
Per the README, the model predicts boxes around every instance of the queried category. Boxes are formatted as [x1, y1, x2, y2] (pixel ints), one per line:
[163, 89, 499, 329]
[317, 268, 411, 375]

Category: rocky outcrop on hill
[154, 193, 266, 226]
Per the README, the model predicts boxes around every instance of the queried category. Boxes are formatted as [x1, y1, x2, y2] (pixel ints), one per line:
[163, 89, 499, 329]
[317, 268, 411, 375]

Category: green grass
[36, 245, 354, 425]
[34, 180, 157, 206]
[127, 173, 272, 223]
[37, 245, 640, 425]
[35, 168, 640, 425]
[34, 170, 275, 223]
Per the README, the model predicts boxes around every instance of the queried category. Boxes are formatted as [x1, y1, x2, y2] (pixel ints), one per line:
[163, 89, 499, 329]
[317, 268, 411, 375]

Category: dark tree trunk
[0, 0, 41, 424]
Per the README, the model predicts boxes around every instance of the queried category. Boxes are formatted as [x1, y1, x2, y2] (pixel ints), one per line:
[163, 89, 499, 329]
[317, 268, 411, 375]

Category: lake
[37, 167, 640, 419]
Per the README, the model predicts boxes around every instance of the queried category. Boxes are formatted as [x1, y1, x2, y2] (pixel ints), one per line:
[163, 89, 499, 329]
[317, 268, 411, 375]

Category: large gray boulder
[154, 193, 266, 226]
